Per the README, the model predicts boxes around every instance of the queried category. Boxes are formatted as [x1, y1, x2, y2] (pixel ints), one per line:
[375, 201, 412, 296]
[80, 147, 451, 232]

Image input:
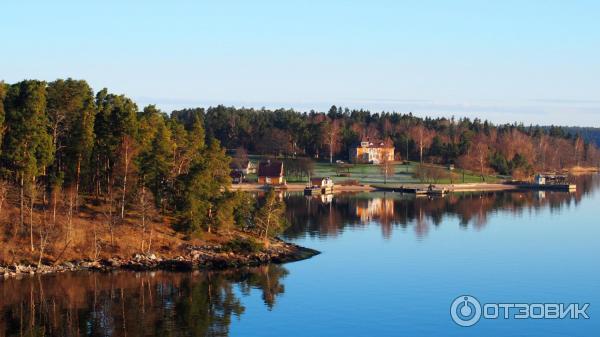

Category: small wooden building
[230, 160, 256, 174]
[257, 160, 284, 185]
[305, 176, 334, 195]
[310, 177, 334, 189]
[230, 170, 244, 184]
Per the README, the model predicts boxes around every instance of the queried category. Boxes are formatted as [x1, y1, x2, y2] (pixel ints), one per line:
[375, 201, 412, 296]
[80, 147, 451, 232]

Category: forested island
[0, 79, 316, 276]
[0, 78, 598, 276]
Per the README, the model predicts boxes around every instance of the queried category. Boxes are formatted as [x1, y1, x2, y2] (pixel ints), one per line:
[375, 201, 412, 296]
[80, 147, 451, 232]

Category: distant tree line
[188, 105, 600, 178]
[544, 126, 600, 148]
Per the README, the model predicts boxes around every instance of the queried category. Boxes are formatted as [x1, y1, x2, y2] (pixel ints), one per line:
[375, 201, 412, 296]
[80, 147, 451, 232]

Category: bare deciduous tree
[379, 149, 394, 184]
[134, 185, 157, 253]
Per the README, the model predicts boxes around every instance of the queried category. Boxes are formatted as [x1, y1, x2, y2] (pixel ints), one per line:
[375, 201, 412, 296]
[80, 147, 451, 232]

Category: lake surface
[1, 175, 599, 336]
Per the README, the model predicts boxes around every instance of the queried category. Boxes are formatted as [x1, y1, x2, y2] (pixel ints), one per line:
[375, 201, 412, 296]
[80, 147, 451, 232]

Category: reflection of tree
[238, 264, 289, 310]
[0, 265, 289, 337]
[283, 175, 600, 239]
[173, 273, 245, 336]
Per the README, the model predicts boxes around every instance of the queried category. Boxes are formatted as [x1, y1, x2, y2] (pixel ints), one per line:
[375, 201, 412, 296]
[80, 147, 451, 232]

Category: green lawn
[311, 161, 498, 184]
[243, 155, 499, 185]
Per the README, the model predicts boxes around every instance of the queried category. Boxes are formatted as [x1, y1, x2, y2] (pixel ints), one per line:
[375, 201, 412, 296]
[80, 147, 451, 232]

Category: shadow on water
[283, 174, 600, 240]
[0, 265, 288, 337]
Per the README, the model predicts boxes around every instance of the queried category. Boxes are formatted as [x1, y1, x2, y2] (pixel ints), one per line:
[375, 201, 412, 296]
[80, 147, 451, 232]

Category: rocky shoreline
[0, 241, 320, 279]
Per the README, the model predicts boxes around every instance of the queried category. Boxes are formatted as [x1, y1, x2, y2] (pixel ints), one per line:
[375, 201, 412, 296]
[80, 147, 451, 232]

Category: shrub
[222, 237, 264, 254]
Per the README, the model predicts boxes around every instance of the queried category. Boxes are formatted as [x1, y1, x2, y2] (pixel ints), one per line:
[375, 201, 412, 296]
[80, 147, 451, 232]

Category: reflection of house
[258, 160, 285, 185]
[349, 138, 394, 164]
[355, 198, 394, 223]
[320, 193, 333, 203]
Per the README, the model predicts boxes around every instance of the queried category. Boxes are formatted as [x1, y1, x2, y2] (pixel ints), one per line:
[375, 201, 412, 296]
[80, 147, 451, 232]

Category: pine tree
[138, 105, 174, 211]
[46, 79, 96, 239]
[92, 90, 138, 221]
[174, 139, 231, 234]
[2, 80, 54, 251]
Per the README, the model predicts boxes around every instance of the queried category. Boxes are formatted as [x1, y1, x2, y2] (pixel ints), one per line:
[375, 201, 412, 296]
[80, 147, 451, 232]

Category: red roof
[258, 161, 284, 177]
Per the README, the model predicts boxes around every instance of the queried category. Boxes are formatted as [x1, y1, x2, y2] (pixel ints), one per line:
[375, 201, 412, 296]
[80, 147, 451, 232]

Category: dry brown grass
[569, 166, 599, 174]
[0, 196, 230, 266]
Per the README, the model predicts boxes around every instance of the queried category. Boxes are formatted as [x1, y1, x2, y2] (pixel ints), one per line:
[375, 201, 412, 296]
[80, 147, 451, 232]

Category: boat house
[257, 160, 285, 185]
[305, 176, 334, 195]
[310, 177, 334, 189]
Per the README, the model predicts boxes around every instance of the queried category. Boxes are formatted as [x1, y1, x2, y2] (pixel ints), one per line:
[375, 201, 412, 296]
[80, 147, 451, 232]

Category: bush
[222, 237, 264, 254]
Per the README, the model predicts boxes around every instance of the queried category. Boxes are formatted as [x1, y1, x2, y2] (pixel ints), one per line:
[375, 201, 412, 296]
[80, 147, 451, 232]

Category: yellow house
[349, 138, 394, 164]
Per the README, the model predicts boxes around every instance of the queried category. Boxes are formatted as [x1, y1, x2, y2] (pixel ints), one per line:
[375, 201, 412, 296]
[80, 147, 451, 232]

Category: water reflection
[284, 175, 600, 239]
[2, 175, 598, 337]
[0, 265, 288, 337]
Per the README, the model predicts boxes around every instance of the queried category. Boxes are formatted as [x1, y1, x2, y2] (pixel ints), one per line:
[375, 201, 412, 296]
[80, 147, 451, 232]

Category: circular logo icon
[450, 295, 482, 327]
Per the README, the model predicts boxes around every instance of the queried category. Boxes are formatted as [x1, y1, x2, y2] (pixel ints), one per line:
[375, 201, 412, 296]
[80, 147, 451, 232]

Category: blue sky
[2, 0, 599, 126]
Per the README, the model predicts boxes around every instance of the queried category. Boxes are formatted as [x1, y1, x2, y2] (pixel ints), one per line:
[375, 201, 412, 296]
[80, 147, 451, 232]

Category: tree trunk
[207, 207, 212, 233]
[95, 154, 101, 200]
[29, 176, 36, 252]
[67, 188, 74, 243]
[140, 185, 146, 252]
[19, 174, 25, 232]
[75, 156, 81, 209]
[263, 207, 272, 240]
[329, 135, 333, 164]
[120, 143, 129, 220]
[147, 223, 153, 254]
[93, 221, 99, 260]
[108, 174, 114, 247]
[52, 187, 58, 228]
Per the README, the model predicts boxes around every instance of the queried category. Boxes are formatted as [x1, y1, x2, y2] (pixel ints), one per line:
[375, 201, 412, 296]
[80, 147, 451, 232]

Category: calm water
[1, 175, 599, 336]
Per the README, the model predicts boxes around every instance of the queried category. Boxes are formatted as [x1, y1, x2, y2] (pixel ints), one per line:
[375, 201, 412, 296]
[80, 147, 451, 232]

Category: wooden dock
[374, 185, 448, 196]
[304, 186, 334, 196]
[517, 184, 576, 191]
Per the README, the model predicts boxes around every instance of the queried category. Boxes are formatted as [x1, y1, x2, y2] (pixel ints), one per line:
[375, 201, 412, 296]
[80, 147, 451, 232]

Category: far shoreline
[230, 182, 518, 193]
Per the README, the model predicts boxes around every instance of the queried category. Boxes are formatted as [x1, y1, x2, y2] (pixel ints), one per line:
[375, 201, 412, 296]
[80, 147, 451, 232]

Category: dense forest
[549, 126, 600, 147]
[0, 79, 286, 261]
[194, 105, 600, 177]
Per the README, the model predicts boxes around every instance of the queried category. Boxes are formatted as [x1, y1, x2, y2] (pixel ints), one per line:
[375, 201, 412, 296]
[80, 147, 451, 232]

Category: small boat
[426, 188, 447, 196]
[426, 185, 447, 196]
[517, 173, 577, 192]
